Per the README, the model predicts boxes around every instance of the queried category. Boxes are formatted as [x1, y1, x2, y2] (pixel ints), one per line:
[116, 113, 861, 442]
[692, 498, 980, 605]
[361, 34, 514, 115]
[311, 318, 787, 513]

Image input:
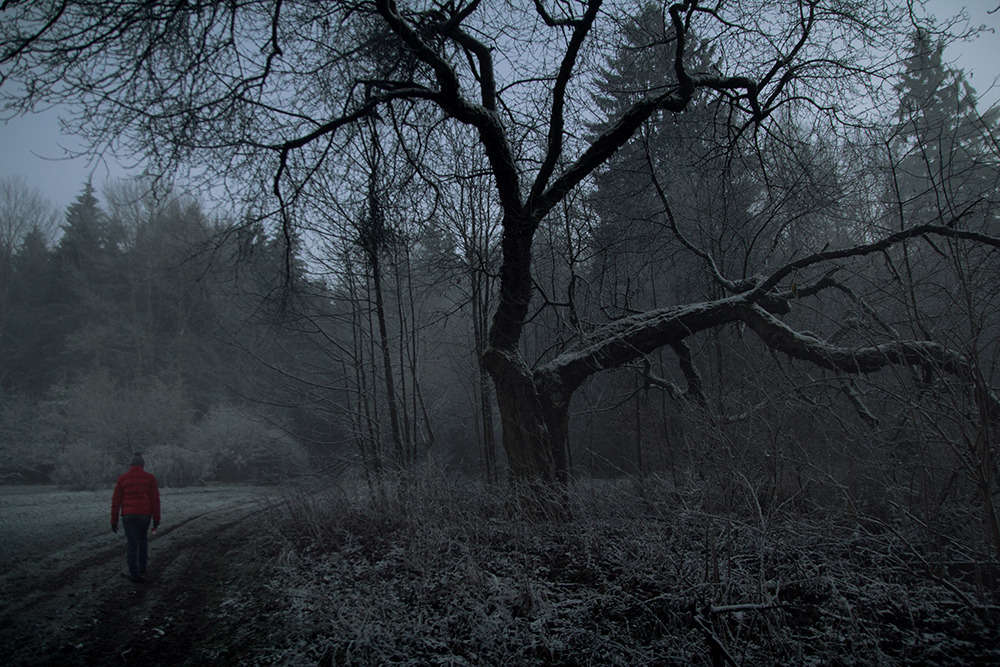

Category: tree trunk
[478, 367, 498, 482]
[370, 250, 405, 467]
[483, 349, 571, 485]
[471, 243, 498, 482]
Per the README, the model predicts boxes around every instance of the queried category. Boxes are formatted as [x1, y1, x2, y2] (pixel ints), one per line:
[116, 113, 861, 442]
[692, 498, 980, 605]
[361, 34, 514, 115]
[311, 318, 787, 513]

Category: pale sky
[0, 0, 997, 214]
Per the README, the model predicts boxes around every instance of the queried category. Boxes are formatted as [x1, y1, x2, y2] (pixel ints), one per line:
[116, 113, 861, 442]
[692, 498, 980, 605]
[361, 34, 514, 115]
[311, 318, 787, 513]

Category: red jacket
[111, 466, 161, 526]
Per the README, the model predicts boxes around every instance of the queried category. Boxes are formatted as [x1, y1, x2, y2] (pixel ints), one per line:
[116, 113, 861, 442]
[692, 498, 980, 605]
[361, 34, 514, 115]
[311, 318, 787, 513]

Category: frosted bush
[146, 444, 212, 487]
[51, 443, 117, 489]
[185, 405, 309, 483]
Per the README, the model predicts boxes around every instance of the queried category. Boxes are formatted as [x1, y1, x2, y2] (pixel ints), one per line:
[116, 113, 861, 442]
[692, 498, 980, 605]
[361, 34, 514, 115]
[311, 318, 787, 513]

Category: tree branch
[552, 296, 747, 390]
[644, 140, 740, 292]
[738, 303, 974, 383]
[446, 26, 497, 110]
[0, 0, 69, 70]
[532, 0, 764, 223]
[641, 343, 708, 407]
[375, 0, 522, 212]
[529, 0, 602, 206]
[750, 215, 1000, 301]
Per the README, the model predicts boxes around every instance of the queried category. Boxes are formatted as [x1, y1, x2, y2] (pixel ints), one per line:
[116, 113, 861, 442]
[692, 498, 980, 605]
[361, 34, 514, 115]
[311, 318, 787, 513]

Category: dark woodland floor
[1, 479, 997, 666]
[245, 476, 1000, 666]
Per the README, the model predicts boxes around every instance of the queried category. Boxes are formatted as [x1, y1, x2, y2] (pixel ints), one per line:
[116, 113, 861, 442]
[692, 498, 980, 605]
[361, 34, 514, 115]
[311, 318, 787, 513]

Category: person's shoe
[129, 574, 145, 583]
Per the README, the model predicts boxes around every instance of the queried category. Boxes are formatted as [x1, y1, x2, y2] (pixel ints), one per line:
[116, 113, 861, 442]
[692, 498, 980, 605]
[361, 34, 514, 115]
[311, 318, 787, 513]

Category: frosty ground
[0, 484, 274, 665]
[1, 476, 998, 666]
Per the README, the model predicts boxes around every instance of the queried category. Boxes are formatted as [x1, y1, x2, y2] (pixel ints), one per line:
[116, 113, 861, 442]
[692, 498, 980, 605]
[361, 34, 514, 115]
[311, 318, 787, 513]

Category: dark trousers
[121, 514, 151, 576]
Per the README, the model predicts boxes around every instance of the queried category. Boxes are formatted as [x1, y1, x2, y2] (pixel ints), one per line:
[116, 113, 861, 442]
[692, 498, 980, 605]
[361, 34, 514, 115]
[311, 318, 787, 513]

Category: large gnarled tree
[4, 0, 998, 484]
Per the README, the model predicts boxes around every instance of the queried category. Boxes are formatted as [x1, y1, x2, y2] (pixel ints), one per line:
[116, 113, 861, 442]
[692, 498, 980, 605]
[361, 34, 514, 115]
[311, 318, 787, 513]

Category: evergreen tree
[46, 181, 120, 378]
[56, 180, 112, 275]
[587, 3, 750, 315]
[3, 226, 61, 394]
[13, 225, 50, 273]
[892, 29, 999, 232]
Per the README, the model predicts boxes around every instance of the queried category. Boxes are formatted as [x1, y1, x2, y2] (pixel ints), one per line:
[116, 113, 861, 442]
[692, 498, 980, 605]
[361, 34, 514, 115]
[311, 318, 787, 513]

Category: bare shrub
[146, 444, 212, 488]
[0, 393, 55, 483]
[43, 373, 191, 460]
[185, 405, 308, 483]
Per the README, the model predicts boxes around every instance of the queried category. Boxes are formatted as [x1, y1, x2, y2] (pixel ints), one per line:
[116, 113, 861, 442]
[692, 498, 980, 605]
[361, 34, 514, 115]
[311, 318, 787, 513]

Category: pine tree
[4, 226, 60, 394]
[48, 181, 125, 378]
[892, 29, 999, 231]
[56, 180, 111, 275]
[587, 3, 743, 313]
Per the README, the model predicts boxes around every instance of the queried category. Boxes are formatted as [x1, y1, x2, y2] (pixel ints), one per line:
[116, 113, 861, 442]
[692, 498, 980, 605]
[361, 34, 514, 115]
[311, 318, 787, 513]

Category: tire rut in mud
[1, 512, 263, 666]
[107, 518, 255, 666]
[0, 543, 123, 666]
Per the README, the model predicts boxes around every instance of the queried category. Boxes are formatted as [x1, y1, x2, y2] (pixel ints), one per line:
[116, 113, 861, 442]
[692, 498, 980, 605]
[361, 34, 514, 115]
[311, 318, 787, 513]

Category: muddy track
[0, 500, 274, 666]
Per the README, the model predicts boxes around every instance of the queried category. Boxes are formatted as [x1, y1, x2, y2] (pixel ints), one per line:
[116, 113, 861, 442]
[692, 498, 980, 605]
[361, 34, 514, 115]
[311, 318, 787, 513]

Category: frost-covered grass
[0, 483, 272, 573]
[245, 474, 1000, 666]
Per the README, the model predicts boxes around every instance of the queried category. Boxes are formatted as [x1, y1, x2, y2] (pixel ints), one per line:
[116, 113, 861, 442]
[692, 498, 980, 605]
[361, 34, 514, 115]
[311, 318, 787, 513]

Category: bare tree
[4, 0, 998, 487]
[0, 176, 58, 390]
[0, 176, 57, 257]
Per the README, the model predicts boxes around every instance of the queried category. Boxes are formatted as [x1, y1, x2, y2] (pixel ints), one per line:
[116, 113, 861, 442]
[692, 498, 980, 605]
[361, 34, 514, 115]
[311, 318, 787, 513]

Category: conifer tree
[3, 227, 59, 394]
[892, 29, 999, 232]
[590, 5, 713, 307]
[56, 181, 111, 276]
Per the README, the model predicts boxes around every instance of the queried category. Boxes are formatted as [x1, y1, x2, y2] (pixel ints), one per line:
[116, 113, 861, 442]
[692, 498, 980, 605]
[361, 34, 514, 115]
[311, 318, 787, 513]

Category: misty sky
[1, 0, 997, 214]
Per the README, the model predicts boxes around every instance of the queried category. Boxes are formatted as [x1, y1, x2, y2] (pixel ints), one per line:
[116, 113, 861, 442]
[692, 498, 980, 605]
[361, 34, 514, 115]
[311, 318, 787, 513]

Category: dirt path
[0, 486, 275, 666]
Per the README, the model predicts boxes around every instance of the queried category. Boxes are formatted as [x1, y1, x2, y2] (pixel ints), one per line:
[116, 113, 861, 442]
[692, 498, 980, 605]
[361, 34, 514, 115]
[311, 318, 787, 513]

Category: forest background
[0, 0, 997, 498]
[0, 0, 996, 499]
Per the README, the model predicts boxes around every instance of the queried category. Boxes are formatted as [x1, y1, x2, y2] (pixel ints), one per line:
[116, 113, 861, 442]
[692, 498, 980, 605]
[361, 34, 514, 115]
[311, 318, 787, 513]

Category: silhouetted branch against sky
[0, 0, 995, 213]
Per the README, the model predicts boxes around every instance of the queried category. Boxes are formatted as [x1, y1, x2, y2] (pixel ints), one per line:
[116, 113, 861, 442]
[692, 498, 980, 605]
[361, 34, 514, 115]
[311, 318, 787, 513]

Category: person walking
[111, 452, 161, 583]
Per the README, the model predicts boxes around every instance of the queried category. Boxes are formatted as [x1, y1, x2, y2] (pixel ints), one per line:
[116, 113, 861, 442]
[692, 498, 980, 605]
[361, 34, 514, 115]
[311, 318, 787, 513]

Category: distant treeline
[0, 180, 336, 486]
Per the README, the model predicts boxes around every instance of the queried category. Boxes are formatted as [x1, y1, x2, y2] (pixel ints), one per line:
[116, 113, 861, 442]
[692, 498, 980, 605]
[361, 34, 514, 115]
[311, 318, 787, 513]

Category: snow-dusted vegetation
[2, 477, 997, 664]
[235, 474, 999, 665]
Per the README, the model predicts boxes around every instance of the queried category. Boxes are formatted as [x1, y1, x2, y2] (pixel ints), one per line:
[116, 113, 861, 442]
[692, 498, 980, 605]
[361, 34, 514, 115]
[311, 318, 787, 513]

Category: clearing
[0, 484, 273, 666]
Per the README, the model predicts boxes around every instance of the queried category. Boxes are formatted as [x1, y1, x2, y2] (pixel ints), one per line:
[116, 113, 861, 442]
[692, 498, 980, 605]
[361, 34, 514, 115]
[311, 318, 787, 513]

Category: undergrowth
[236, 472, 999, 666]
